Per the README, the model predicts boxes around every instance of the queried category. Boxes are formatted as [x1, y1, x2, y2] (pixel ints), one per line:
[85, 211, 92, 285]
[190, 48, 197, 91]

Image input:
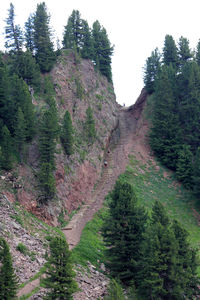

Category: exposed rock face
[0, 51, 119, 224]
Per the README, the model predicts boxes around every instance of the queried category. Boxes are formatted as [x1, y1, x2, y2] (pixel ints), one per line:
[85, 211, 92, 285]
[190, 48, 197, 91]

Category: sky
[1, 0, 200, 106]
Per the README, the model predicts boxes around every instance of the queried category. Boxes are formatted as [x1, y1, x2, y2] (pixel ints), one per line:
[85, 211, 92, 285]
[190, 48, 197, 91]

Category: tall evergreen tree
[4, 3, 23, 53]
[38, 162, 56, 201]
[62, 10, 83, 53]
[176, 145, 193, 189]
[171, 220, 199, 298]
[38, 99, 59, 201]
[149, 65, 182, 169]
[0, 238, 18, 299]
[178, 36, 192, 69]
[0, 125, 15, 170]
[177, 61, 200, 152]
[33, 2, 56, 72]
[24, 14, 35, 54]
[61, 110, 74, 156]
[196, 39, 200, 66]
[39, 101, 59, 168]
[138, 201, 199, 299]
[42, 236, 78, 299]
[193, 147, 200, 197]
[102, 180, 147, 285]
[143, 48, 161, 94]
[163, 34, 178, 68]
[81, 20, 94, 59]
[92, 21, 113, 82]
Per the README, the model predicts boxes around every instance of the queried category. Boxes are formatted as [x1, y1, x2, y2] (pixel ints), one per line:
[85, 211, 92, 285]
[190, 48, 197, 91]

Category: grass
[119, 155, 200, 250]
[72, 207, 108, 268]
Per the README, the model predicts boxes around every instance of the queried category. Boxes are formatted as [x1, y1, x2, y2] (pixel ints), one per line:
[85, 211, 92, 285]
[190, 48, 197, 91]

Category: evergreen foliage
[176, 145, 193, 189]
[0, 237, 18, 299]
[163, 34, 178, 68]
[42, 236, 78, 299]
[193, 147, 200, 197]
[92, 21, 113, 82]
[143, 48, 161, 93]
[4, 3, 23, 53]
[61, 110, 74, 156]
[24, 14, 35, 54]
[178, 36, 192, 69]
[146, 35, 200, 191]
[63, 10, 83, 53]
[33, 2, 56, 72]
[138, 201, 199, 299]
[0, 125, 15, 170]
[149, 65, 182, 170]
[38, 99, 59, 201]
[104, 279, 125, 300]
[102, 180, 147, 285]
[63, 10, 113, 81]
[12, 50, 41, 89]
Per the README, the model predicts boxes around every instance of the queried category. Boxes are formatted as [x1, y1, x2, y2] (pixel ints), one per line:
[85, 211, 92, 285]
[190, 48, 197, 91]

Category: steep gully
[18, 89, 149, 298]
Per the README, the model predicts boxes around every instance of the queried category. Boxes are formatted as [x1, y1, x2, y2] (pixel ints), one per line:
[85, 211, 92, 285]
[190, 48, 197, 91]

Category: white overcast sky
[1, 0, 200, 106]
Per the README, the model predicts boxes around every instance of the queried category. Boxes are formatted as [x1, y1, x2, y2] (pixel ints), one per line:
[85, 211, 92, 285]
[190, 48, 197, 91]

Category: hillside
[0, 53, 200, 299]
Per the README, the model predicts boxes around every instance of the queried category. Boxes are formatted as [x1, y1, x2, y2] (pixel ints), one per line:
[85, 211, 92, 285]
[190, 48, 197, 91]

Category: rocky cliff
[0, 50, 119, 226]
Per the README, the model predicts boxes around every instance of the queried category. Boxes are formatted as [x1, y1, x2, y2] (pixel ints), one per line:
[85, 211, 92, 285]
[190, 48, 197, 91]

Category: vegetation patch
[72, 207, 107, 268]
[121, 155, 200, 253]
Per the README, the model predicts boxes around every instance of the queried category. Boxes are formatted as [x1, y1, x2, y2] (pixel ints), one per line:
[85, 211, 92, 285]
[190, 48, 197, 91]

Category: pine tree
[178, 36, 192, 69]
[62, 10, 83, 53]
[33, 2, 56, 72]
[24, 14, 35, 54]
[39, 103, 59, 168]
[38, 162, 56, 201]
[138, 201, 178, 299]
[4, 3, 23, 53]
[193, 147, 200, 197]
[92, 21, 114, 82]
[176, 145, 193, 189]
[149, 65, 182, 169]
[143, 48, 161, 94]
[102, 179, 147, 285]
[138, 201, 199, 299]
[42, 236, 78, 299]
[0, 237, 18, 299]
[61, 110, 74, 156]
[0, 125, 15, 170]
[163, 34, 178, 68]
[12, 50, 41, 89]
[177, 61, 200, 152]
[85, 106, 96, 144]
[171, 220, 199, 298]
[81, 20, 94, 59]
[196, 39, 200, 66]
[38, 100, 59, 201]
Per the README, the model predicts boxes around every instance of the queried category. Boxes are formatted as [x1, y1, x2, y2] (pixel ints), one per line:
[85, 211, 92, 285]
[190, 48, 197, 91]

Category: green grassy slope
[73, 154, 200, 273]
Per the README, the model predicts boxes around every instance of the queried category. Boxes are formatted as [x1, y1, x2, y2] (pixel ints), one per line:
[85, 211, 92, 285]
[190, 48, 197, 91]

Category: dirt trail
[63, 89, 149, 248]
[17, 89, 149, 298]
